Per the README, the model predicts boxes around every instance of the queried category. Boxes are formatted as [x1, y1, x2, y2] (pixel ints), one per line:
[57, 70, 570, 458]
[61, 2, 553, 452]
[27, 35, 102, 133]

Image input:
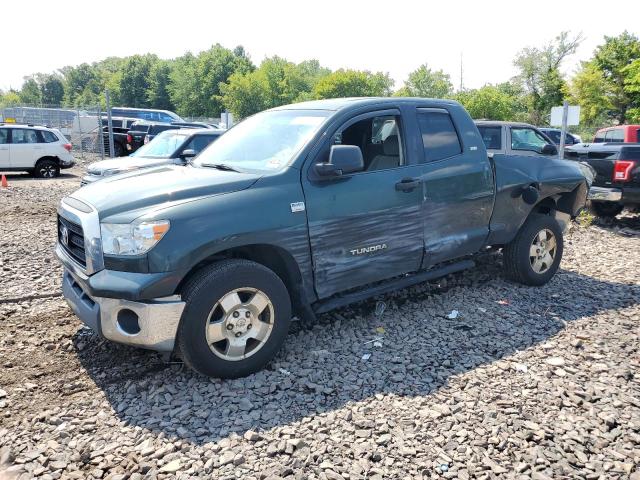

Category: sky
[3, 0, 640, 92]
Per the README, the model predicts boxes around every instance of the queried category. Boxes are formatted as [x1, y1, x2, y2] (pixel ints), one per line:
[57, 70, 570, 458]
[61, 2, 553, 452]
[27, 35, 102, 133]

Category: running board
[313, 259, 475, 314]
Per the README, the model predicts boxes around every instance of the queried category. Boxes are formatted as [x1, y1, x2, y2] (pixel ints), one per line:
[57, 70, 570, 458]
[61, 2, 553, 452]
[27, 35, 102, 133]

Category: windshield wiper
[200, 163, 241, 172]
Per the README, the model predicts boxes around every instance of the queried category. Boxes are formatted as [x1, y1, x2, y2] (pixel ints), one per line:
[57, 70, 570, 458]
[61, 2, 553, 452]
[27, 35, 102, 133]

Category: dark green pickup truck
[56, 98, 588, 378]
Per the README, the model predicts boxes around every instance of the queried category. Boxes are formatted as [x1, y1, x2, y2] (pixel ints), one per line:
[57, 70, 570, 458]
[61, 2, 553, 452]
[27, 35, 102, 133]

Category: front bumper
[62, 268, 185, 352]
[588, 186, 622, 202]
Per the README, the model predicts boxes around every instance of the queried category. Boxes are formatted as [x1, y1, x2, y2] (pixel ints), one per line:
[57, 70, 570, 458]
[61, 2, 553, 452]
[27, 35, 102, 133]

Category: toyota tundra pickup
[56, 98, 588, 378]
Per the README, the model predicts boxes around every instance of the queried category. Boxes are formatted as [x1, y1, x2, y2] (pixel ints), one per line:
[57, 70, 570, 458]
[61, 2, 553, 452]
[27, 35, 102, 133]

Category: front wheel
[176, 259, 292, 378]
[503, 214, 563, 286]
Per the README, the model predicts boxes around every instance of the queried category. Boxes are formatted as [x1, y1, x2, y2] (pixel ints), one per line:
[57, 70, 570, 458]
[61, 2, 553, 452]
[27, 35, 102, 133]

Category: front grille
[58, 215, 86, 267]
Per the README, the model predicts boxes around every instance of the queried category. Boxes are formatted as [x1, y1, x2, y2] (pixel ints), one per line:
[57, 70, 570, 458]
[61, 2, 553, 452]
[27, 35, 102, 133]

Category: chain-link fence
[0, 105, 105, 161]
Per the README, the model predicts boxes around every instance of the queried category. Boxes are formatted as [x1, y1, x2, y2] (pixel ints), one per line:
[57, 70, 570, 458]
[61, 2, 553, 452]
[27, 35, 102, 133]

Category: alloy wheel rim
[41, 165, 56, 178]
[205, 287, 274, 361]
[529, 228, 557, 274]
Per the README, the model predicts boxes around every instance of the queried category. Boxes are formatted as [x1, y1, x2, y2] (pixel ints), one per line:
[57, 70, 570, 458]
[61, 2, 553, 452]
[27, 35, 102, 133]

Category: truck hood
[87, 156, 176, 174]
[71, 165, 260, 219]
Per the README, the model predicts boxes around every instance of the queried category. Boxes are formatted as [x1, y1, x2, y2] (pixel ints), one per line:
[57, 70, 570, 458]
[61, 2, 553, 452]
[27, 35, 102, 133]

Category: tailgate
[587, 159, 615, 187]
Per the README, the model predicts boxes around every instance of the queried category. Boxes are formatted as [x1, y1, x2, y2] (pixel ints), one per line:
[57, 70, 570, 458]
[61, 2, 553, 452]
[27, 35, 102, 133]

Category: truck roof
[273, 97, 461, 112]
[474, 120, 538, 128]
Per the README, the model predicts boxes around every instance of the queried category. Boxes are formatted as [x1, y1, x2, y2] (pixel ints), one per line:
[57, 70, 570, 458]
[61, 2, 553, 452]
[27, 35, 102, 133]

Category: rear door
[302, 108, 425, 299]
[415, 108, 494, 266]
[0, 128, 9, 168]
[9, 128, 42, 168]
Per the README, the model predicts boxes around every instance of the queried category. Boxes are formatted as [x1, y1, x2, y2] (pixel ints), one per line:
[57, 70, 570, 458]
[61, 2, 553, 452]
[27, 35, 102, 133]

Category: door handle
[395, 177, 421, 192]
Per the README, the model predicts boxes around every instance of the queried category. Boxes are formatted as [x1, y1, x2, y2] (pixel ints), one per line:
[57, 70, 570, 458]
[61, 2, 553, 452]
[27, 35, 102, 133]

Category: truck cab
[56, 98, 588, 379]
[475, 121, 558, 157]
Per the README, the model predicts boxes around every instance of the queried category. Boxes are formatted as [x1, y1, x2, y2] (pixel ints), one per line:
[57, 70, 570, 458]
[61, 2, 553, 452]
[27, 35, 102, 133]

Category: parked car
[538, 127, 582, 146]
[126, 121, 217, 154]
[593, 125, 640, 144]
[81, 128, 224, 185]
[57, 98, 588, 378]
[0, 123, 74, 178]
[100, 117, 137, 157]
[475, 121, 558, 156]
[109, 107, 184, 123]
[565, 142, 640, 217]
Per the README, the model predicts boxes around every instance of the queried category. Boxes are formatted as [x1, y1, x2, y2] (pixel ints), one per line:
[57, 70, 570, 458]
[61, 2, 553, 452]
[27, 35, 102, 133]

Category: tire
[34, 159, 60, 178]
[503, 214, 563, 286]
[591, 201, 624, 218]
[176, 259, 292, 378]
[113, 142, 125, 157]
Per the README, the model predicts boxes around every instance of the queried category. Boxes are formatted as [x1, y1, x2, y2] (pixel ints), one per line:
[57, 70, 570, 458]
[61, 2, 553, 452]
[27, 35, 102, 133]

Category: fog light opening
[117, 309, 141, 335]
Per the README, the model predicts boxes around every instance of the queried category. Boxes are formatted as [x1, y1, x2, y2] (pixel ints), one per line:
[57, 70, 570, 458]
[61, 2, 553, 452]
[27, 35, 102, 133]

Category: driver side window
[333, 115, 404, 172]
[511, 127, 548, 153]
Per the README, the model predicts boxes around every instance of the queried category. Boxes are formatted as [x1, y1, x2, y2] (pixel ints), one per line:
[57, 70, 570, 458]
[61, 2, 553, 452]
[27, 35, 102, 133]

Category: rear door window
[10, 129, 40, 144]
[594, 131, 605, 143]
[0, 128, 8, 144]
[417, 110, 462, 161]
[605, 129, 624, 143]
[477, 126, 502, 150]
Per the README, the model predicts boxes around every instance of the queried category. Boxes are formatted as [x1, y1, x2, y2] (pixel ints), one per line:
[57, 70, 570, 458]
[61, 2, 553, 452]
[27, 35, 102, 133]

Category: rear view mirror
[180, 149, 196, 160]
[315, 145, 364, 177]
[541, 144, 558, 155]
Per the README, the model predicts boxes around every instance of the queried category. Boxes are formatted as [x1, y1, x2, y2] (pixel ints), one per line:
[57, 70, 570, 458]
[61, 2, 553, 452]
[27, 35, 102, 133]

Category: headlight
[101, 221, 170, 256]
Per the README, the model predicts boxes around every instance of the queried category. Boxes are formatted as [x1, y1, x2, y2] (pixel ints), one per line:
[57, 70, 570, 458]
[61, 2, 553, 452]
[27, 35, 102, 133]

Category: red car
[593, 125, 640, 143]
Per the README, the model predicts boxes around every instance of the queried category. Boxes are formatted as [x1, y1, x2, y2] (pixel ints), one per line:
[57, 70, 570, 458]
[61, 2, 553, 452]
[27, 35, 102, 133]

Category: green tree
[118, 54, 158, 108]
[146, 60, 174, 110]
[0, 90, 21, 108]
[169, 44, 254, 117]
[19, 78, 42, 104]
[313, 69, 393, 99]
[592, 31, 640, 123]
[61, 63, 100, 106]
[395, 64, 453, 98]
[569, 61, 612, 125]
[513, 31, 582, 124]
[455, 85, 517, 120]
[623, 59, 640, 122]
[36, 74, 65, 106]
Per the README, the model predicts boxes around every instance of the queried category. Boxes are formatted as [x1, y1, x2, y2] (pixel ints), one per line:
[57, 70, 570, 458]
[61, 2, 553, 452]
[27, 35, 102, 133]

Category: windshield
[193, 109, 329, 172]
[132, 131, 187, 158]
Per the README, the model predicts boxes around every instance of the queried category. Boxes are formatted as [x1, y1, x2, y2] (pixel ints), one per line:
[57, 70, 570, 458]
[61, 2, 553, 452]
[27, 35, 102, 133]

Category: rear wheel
[503, 214, 563, 286]
[177, 259, 292, 378]
[591, 201, 623, 218]
[34, 159, 60, 178]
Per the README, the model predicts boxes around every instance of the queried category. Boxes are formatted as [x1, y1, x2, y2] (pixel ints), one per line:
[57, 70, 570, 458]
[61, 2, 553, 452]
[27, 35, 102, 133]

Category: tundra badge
[350, 244, 388, 256]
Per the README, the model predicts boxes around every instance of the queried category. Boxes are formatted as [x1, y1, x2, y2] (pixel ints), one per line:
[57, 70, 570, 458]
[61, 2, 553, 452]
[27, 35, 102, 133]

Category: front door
[9, 128, 41, 168]
[0, 128, 9, 169]
[303, 109, 425, 299]
[414, 107, 495, 267]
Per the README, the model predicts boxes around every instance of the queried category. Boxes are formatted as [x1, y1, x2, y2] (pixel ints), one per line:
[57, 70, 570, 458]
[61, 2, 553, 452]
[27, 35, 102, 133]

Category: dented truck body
[56, 98, 588, 370]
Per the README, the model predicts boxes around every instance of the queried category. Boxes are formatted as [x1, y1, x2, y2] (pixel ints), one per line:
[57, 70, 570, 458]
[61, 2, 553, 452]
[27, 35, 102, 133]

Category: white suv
[0, 124, 75, 178]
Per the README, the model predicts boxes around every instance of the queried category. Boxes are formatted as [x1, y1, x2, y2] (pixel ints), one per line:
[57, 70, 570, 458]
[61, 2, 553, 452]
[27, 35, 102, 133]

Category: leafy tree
[220, 70, 269, 118]
[569, 61, 612, 125]
[0, 90, 21, 108]
[170, 45, 254, 117]
[147, 60, 174, 110]
[592, 31, 640, 123]
[313, 69, 393, 99]
[37, 74, 65, 106]
[623, 59, 640, 122]
[455, 85, 517, 120]
[19, 78, 42, 105]
[513, 31, 582, 124]
[395, 64, 453, 98]
[118, 54, 158, 108]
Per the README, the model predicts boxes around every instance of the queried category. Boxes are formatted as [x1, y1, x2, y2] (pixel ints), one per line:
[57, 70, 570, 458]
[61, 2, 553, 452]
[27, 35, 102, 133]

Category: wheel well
[177, 244, 307, 315]
[532, 197, 556, 215]
[36, 156, 61, 166]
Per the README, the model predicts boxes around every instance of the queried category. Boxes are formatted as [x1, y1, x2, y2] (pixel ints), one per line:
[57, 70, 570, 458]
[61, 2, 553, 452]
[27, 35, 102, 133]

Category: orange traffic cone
[1, 175, 7, 188]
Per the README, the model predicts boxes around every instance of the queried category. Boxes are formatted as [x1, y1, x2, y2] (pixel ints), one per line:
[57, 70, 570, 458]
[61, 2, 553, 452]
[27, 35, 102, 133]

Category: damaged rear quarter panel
[487, 153, 587, 245]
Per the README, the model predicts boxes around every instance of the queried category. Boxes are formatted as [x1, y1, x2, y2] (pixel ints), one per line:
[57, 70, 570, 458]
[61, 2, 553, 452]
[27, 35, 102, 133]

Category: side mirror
[541, 144, 558, 155]
[315, 145, 364, 177]
[180, 149, 196, 160]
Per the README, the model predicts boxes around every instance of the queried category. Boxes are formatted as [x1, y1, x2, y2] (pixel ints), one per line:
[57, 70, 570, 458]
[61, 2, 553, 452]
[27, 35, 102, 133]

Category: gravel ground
[0, 168, 639, 479]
